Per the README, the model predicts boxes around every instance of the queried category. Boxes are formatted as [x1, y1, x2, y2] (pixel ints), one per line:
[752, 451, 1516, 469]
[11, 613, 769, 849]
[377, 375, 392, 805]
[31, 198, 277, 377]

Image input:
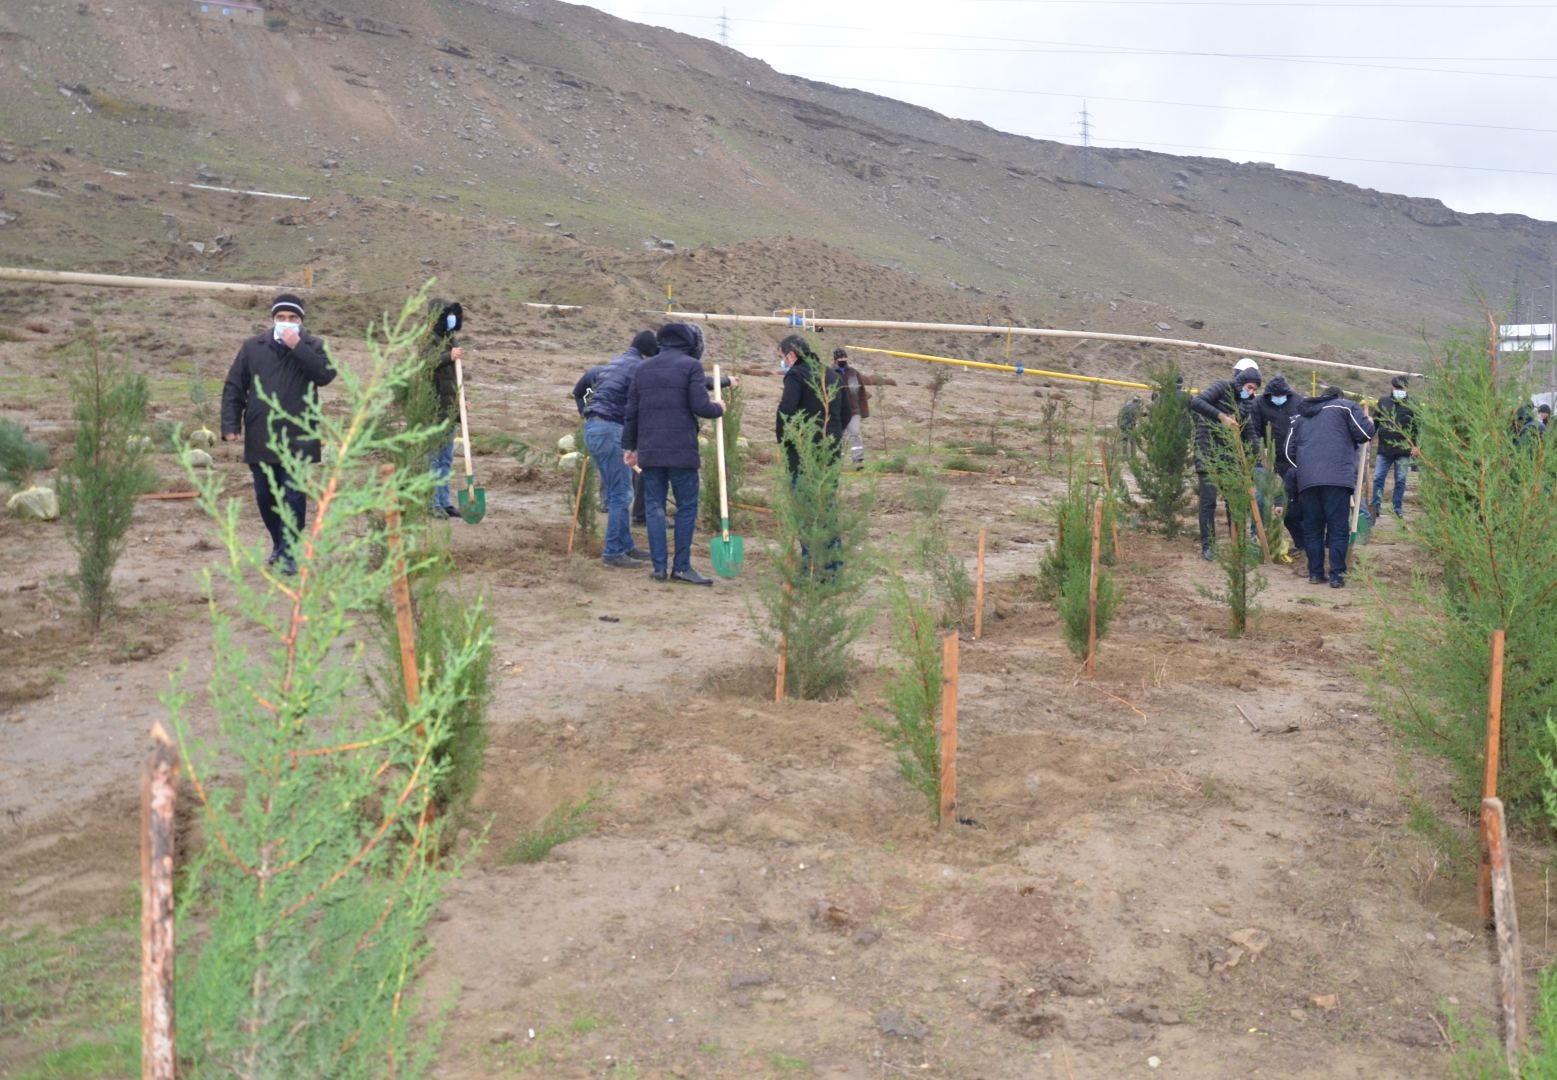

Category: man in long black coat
[221, 293, 335, 573]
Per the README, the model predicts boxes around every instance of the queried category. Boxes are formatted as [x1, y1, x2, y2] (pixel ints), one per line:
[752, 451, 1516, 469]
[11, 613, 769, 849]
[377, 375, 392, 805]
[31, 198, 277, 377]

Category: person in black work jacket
[1370, 375, 1418, 520]
[221, 293, 336, 574]
[422, 298, 464, 518]
[1188, 365, 1262, 560]
[776, 334, 851, 481]
[1285, 386, 1376, 588]
[1253, 374, 1306, 557]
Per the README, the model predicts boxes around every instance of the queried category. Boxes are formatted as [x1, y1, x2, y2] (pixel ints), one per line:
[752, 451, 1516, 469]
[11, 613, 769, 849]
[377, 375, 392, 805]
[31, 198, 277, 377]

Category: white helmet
[1233, 357, 1259, 374]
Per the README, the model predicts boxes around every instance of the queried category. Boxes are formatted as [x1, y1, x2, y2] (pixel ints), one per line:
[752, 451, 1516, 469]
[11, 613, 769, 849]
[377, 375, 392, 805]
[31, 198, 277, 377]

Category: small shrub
[868, 581, 943, 821]
[1197, 417, 1265, 637]
[755, 384, 875, 700]
[1130, 362, 1193, 537]
[925, 365, 953, 450]
[1042, 478, 1120, 659]
[502, 788, 605, 864]
[57, 332, 155, 632]
[0, 417, 50, 489]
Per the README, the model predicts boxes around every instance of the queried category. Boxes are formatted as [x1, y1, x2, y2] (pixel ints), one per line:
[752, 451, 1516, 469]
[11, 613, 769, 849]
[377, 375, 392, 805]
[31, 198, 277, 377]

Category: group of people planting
[222, 290, 1433, 592]
[1183, 357, 1416, 588]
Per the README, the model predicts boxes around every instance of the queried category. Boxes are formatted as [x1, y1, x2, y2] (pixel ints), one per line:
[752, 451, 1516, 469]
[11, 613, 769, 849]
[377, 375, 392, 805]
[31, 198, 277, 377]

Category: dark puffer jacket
[1374, 394, 1417, 460]
[1285, 388, 1377, 492]
[621, 322, 724, 469]
[573, 346, 648, 424]
[221, 329, 336, 464]
[1189, 372, 1262, 463]
[426, 300, 463, 420]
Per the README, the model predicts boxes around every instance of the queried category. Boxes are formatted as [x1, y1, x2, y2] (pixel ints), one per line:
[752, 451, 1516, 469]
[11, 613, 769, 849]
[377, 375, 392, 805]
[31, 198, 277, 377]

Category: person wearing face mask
[831, 348, 870, 468]
[1284, 385, 1377, 588]
[221, 293, 336, 574]
[422, 299, 465, 519]
[1370, 375, 1418, 520]
[1253, 375, 1306, 561]
[621, 322, 725, 586]
[1188, 365, 1262, 560]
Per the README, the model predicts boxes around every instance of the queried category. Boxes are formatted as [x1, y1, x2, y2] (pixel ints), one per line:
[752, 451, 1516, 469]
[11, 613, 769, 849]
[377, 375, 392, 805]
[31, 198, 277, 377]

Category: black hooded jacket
[1253, 377, 1305, 474]
[1189, 372, 1261, 461]
[221, 327, 336, 465]
[1285, 387, 1377, 492]
[776, 353, 851, 475]
[621, 322, 724, 469]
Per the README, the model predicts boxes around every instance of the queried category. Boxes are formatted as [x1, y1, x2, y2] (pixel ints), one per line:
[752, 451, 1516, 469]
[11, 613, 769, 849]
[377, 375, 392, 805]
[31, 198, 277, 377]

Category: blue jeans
[583, 419, 635, 558]
[1301, 485, 1353, 581]
[428, 439, 454, 511]
[1371, 455, 1407, 516]
[249, 461, 306, 559]
[641, 466, 699, 574]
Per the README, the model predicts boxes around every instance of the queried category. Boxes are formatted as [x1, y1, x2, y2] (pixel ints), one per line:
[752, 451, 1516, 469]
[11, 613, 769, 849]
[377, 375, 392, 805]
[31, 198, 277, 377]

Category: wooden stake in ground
[1086, 497, 1103, 679]
[383, 473, 421, 711]
[141, 722, 179, 1080]
[775, 580, 792, 704]
[973, 526, 986, 640]
[939, 631, 959, 826]
[1484, 797, 1525, 1071]
[1480, 628, 1507, 921]
[1248, 485, 1271, 562]
[566, 457, 590, 557]
[1098, 437, 1121, 562]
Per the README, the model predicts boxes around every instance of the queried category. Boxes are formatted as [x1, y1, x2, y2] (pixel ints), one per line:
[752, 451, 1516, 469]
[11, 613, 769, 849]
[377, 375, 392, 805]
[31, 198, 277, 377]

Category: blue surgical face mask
[1239, 387, 1254, 400]
[273, 321, 298, 342]
[1392, 389, 1407, 400]
[1270, 395, 1288, 406]
[445, 313, 457, 331]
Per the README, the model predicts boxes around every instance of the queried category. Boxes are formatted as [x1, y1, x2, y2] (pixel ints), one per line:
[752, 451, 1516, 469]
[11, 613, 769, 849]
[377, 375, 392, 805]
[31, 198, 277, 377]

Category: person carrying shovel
[423, 298, 465, 518]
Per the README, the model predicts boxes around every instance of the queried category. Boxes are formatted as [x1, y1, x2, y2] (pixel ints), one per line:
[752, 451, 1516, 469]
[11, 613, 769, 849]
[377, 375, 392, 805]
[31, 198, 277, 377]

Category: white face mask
[1392, 389, 1407, 400]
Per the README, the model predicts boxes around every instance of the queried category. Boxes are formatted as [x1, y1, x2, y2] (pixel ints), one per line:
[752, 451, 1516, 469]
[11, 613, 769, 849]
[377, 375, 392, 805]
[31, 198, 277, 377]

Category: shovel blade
[710, 528, 744, 578]
[458, 484, 486, 524]
[1350, 507, 1372, 546]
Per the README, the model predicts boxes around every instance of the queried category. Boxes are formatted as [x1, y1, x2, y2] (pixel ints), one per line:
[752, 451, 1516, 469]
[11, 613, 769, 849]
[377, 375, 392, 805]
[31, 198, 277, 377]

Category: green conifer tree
[1130, 362, 1192, 536]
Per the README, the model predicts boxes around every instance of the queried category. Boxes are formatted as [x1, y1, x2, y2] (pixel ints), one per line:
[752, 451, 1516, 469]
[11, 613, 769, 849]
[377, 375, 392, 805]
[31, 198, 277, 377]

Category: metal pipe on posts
[847, 345, 1152, 392]
[0, 266, 299, 294]
[656, 308, 1424, 379]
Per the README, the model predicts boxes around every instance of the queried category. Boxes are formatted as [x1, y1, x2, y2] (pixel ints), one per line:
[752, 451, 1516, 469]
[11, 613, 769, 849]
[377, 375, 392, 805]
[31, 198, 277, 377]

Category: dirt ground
[0, 288, 1522, 1078]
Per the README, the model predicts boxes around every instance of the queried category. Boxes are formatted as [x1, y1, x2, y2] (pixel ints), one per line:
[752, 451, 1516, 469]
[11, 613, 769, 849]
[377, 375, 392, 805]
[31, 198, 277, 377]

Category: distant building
[190, 1, 265, 26]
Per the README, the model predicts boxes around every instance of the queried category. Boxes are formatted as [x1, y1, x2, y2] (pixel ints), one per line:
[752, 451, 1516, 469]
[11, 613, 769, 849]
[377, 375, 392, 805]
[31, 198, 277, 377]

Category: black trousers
[1301, 485, 1352, 580]
[249, 461, 306, 558]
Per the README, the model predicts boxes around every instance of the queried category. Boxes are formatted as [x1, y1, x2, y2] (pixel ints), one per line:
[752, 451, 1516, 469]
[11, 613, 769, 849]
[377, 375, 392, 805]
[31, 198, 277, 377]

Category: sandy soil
[0, 289, 1519, 1078]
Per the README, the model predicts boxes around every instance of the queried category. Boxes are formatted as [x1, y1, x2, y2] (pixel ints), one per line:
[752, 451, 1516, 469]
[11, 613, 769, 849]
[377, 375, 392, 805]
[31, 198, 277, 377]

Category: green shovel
[709, 364, 744, 577]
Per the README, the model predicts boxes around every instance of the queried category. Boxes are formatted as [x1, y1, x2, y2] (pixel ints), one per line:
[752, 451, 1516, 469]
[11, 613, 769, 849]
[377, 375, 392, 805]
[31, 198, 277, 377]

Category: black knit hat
[631, 330, 659, 357]
[833, 348, 848, 361]
[271, 293, 305, 319]
[1265, 375, 1291, 396]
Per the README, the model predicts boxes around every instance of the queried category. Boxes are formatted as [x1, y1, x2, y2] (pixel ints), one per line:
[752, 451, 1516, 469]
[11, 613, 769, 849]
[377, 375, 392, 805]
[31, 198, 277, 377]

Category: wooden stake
[566, 457, 590, 557]
[1248, 485, 1271, 562]
[384, 479, 421, 711]
[141, 723, 179, 1080]
[939, 631, 959, 827]
[973, 527, 986, 640]
[775, 580, 792, 703]
[1099, 438, 1121, 562]
[1480, 629, 1507, 920]
[1484, 797, 1525, 1071]
[1086, 497, 1103, 679]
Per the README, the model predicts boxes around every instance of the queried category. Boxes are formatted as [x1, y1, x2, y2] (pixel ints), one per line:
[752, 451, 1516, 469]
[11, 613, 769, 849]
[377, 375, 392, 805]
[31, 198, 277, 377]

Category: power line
[840, 75, 1557, 138]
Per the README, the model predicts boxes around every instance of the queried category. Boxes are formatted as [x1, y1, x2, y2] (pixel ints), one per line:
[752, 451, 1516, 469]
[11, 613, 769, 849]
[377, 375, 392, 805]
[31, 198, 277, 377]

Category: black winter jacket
[1285, 388, 1377, 492]
[1189, 378, 1260, 461]
[621, 324, 723, 469]
[221, 330, 336, 465]
[1254, 390, 1305, 474]
[1374, 395, 1417, 459]
[776, 357, 851, 474]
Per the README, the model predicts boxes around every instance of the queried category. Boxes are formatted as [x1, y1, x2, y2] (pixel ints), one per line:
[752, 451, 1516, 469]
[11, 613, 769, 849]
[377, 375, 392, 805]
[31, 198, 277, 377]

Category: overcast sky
[588, 0, 1557, 226]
